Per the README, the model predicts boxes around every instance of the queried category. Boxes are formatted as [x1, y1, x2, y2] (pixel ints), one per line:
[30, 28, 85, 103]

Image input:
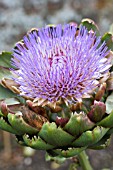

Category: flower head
[12, 24, 111, 105]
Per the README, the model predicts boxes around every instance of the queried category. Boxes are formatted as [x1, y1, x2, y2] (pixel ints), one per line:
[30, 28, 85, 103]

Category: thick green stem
[78, 151, 93, 170]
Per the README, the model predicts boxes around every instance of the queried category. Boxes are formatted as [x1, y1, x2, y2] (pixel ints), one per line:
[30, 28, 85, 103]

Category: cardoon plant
[0, 18, 113, 170]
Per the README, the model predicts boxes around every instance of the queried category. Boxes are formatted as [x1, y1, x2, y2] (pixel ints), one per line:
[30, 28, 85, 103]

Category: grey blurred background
[0, 0, 113, 170]
[0, 0, 113, 51]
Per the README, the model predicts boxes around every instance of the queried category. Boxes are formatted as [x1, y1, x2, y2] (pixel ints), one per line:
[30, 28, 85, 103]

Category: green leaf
[0, 85, 25, 105]
[8, 113, 38, 135]
[3, 97, 25, 105]
[39, 122, 75, 147]
[64, 112, 94, 137]
[105, 92, 113, 114]
[3, 98, 20, 105]
[0, 52, 16, 82]
[101, 33, 113, 51]
[0, 67, 12, 80]
[23, 135, 54, 150]
[0, 85, 17, 100]
[71, 126, 108, 147]
[80, 18, 100, 36]
[0, 51, 13, 68]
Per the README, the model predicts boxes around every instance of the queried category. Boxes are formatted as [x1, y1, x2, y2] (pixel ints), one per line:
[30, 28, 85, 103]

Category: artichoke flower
[0, 19, 113, 159]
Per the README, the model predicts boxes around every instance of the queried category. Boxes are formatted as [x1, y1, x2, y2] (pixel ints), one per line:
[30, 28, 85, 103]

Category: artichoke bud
[87, 101, 106, 122]
[0, 20, 113, 158]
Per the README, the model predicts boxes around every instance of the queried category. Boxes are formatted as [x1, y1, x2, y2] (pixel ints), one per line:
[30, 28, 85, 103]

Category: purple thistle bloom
[12, 24, 111, 105]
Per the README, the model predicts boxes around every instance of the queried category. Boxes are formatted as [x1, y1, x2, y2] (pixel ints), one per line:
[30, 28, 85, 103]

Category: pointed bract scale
[95, 83, 106, 101]
[88, 134, 111, 150]
[23, 134, 55, 150]
[106, 72, 113, 90]
[71, 126, 109, 147]
[64, 112, 95, 136]
[98, 110, 113, 128]
[20, 106, 48, 130]
[70, 101, 82, 112]
[38, 122, 75, 147]
[8, 113, 38, 134]
[48, 105, 62, 113]
[26, 100, 48, 119]
[50, 147, 87, 158]
[0, 111, 20, 135]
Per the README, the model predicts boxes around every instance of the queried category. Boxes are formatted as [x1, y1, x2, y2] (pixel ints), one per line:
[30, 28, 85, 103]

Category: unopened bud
[56, 117, 69, 127]
[87, 101, 106, 122]
[0, 101, 8, 116]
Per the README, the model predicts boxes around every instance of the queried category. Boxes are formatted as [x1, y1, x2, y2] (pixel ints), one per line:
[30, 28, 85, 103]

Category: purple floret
[12, 24, 111, 103]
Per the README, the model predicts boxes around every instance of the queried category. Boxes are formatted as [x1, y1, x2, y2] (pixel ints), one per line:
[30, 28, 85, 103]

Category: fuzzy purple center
[12, 24, 110, 103]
